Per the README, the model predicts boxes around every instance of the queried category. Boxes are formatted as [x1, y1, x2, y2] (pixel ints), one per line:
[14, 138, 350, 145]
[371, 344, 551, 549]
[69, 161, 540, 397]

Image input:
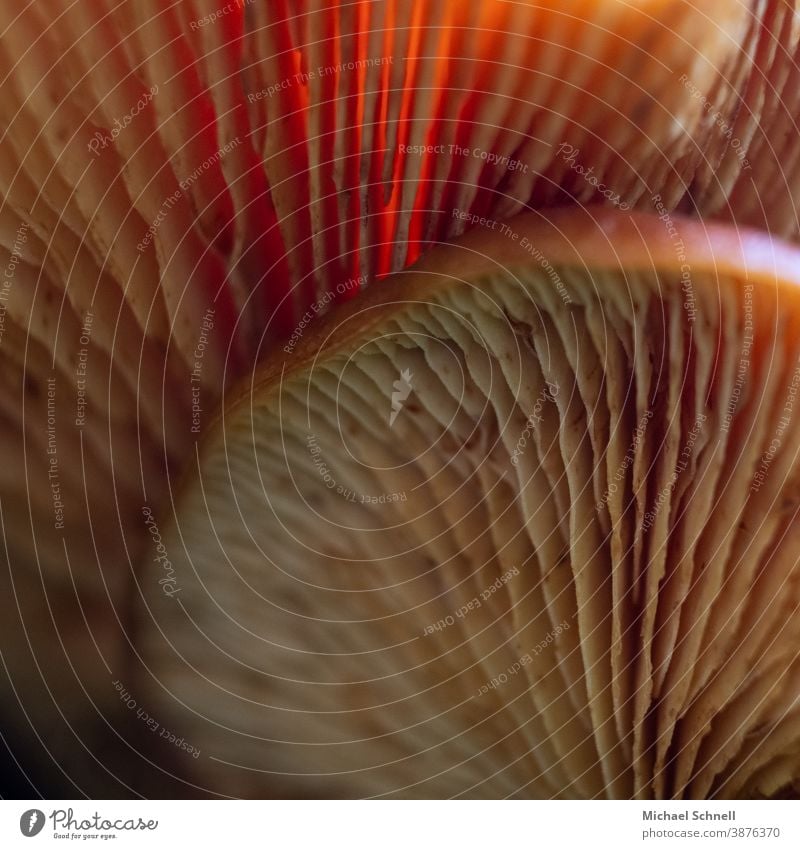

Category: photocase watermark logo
[389, 369, 414, 426]
[16, 808, 159, 837]
[19, 809, 45, 837]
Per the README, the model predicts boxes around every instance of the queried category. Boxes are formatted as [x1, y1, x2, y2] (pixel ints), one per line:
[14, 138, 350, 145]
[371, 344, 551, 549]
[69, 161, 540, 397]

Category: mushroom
[141, 207, 800, 799]
[1, 0, 800, 797]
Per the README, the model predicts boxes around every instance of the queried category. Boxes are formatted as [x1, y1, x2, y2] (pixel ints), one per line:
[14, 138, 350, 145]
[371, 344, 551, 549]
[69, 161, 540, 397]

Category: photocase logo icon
[19, 809, 45, 837]
[389, 369, 413, 426]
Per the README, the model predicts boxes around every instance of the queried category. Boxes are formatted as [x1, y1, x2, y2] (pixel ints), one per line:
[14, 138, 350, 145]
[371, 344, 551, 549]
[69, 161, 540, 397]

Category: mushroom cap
[3, 0, 800, 793]
[140, 206, 800, 799]
[3, 1, 797, 563]
[3, 0, 798, 596]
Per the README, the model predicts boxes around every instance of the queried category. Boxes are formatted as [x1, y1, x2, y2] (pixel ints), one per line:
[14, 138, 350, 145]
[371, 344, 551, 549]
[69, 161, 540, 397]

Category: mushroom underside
[141, 211, 800, 799]
[5, 0, 800, 740]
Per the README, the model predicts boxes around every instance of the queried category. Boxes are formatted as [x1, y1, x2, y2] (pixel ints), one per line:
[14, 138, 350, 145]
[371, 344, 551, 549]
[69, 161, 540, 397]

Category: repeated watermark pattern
[751, 355, 800, 494]
[189, 0, 255, 30]
[0, 221, 27, 348]
[400, 141, 528, 173]
[87, 84, 158, 156]
[510, 381, 559, 466]
[722, 283, 754, 433]
[422, 565, 520, 636]
[678, 73, 752, 170]
[641, 412, 707, 532]
[476, 619, 571, 696]
[452, 209, 572, 305]
[46, 376, 65, 531]
[248, 56, 394, 103]
[283, 276, 363, 354]
[137, 137, 242, 252]
[142, 506, 180, 596]
[555, 143, 630, 210]
[74, 311, 94, 428]
[306, 433, 407, 504]
[114, 679, 199, 758]
[190, 308, 215, 434]
[651, 193, 696, 323]
[596, 409, 654, 511]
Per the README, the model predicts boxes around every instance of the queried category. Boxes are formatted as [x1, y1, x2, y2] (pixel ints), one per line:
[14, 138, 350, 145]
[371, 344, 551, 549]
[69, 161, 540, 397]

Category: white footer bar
[2, 800, 797, 848]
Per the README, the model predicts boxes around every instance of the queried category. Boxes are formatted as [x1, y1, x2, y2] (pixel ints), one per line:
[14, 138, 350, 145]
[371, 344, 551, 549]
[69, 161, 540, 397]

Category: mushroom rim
[162, 204, 800, 528]
[228, 205, 800, 415]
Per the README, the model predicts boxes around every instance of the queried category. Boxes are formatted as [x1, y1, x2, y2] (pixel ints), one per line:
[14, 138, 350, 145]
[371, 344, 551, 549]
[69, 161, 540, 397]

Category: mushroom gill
[3, 1, 799, 694]
[140, 208, 800, 799]
[2, 0, 800, 797]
